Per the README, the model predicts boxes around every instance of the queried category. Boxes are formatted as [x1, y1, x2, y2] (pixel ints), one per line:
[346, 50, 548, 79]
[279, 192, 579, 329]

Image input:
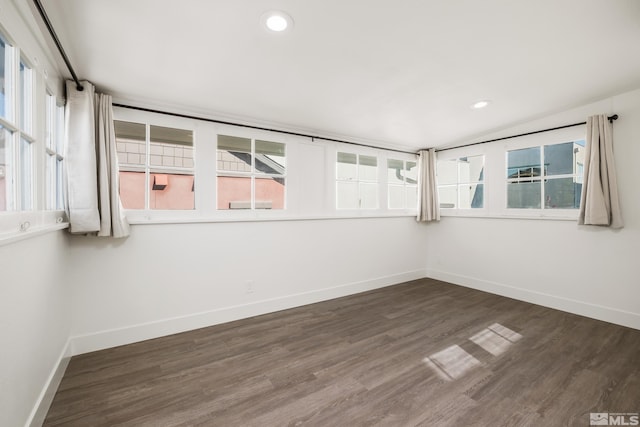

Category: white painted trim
[0, 222, 68, 247]
[69, 269, 428, 356]
[125, 212, 418, 225]
[26, 339, 72, 427]
[426, 269, 640, 331]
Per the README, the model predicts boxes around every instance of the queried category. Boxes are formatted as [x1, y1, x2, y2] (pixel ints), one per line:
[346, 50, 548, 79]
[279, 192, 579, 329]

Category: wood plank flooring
[44, 279, 640, 426]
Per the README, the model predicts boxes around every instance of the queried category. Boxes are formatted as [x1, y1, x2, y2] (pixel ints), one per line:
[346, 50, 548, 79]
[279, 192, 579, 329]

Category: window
[19, 136, 32, 210]
[0, 35, 13, 121]
[437, 155, 484, 209]
[115, 120, 195, 210]
[217, 135, 286, 210]
[0, 12, 68, 238]
[19, 60, 32, 133]
[113, 107, 420, 222]
[45, 93, 64, 210]
[336, 152, 378, 209]
[0, 35, 35, 212]
[0, 125, 12, 211]
[388, 158, 417, 209]
[507, 141, 585, 209]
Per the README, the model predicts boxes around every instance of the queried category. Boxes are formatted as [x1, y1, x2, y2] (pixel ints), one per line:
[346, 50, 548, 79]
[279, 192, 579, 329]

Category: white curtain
[65, 80, 130, 237]
[578, 114, 623, 228]
[417, 148, 440, 222]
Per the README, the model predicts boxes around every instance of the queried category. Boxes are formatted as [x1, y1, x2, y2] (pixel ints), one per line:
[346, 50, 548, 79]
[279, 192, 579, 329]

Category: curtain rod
[32, 0, 84, 91]
[113, 103, 418, 155]
[436, 114, 618, 152]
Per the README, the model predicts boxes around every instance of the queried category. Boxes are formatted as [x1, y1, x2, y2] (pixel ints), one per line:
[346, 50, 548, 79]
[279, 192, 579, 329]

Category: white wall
[66, 216, 429, 354]
[0, 231, 71, 427]
[427, 88, 640, 329]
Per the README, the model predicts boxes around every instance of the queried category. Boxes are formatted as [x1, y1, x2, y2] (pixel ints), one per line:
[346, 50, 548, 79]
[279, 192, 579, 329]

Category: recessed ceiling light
[261, 11, 294, 33]
[471, 100, 491, 109]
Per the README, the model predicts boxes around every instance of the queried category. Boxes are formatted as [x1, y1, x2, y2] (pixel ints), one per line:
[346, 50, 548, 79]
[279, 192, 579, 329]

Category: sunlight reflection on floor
[424, 323, 523, 381]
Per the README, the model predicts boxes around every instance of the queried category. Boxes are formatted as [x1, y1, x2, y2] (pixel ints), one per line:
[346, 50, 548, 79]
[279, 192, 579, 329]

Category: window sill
[0, 222, 69, 247]
[126, 211, 418, 225]
[440, 212, 578, 222]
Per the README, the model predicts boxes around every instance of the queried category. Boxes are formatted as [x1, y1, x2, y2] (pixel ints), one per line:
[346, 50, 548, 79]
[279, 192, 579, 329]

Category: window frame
[115, 117, 197, 215]
[215, 133, 287, 212]
[438, 126, 586, 220]
[0, 14, 67, 242]
[500, 127, 586, 219]
[387, 157, 418, 210]
[45, 91, 64, 210]
[335, 150, 380, 210]
[436, 145, 487, 217]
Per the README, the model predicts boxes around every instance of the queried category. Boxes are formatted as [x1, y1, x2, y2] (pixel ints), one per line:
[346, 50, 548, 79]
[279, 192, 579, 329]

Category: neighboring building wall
[116, 139, 194, 168]
[217, 176, 285, 209]
[119, 172, 195, 210]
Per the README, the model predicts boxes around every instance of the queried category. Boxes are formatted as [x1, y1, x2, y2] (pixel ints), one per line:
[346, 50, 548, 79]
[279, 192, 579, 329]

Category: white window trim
[215, 133, 287, 212]
[334, 143, 418, 216]
[0, 4, 67, 243]
[114, 106, 419, 224]
[387, 157, 418, 211]
[438, 125, 586, 220]
[437, 144, 488, 217]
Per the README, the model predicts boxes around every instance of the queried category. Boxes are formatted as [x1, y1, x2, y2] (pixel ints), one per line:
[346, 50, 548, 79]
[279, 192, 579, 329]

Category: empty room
[2, 0, 640, 426]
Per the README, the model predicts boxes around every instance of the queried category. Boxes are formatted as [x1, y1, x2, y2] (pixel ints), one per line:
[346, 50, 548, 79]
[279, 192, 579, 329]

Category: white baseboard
[26, 339, 72, 427]
[426, 269, 640, 331]
[69, 269, 428, 356]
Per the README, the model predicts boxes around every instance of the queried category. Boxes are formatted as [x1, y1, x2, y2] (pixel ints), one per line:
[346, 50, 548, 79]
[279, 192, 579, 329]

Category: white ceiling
[41, 0, 640, 151]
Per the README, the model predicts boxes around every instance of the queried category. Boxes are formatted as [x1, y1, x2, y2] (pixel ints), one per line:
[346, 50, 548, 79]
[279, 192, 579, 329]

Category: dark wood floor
[44, 278, 640, 426]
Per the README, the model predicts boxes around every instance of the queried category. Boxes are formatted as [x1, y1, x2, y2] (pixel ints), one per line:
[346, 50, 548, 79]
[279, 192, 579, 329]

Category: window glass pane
[115, 121, 146, 167]
[406, 185, 417, 209]
[336, 181, 358, 209]
[359, 182, 378, 209]
[437, 159, 457, 185]
[56, 105, 65, 153]
[217, 175, 251, 209]
[459, 155, 484, 183]
[46, 154, 55, 210]
[544, 141, 585, 177]
[387, 159, 404, 184]
[149, 172, 194, 210]
[46, 94, 57, 150]
[359, 155, 377, 181]
[438, 185, 457, 208]
[459, 183, 484, 209]
[388, 184, 404, 209]
[20, 137, 32, 210]
[507, 181, 541, 208]
[544, 142, 575, 176]
[255, 176, 285, 209]
[0, 126, 10, 211]
[218, 135, 251, 173]
[150, 125, 193, 168]
[508, 147, 541, 178]
[337, 152, 357, 180]
[20, 61, 32, 132]
[574, 140, 585, 182]
[405, 161, 418, 183]
[119, 171, 146, 209]
[0, 37, 12, 120]
[545, 177, 581, 209]
[56, 158, 64, 209]
[255, 140, 285, 174]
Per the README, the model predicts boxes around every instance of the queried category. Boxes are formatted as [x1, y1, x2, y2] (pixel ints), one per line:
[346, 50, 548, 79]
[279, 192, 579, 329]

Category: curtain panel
[417, 148, 440, 222]
[64, 81, 130, 237]
[578, 114, 623, 228]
